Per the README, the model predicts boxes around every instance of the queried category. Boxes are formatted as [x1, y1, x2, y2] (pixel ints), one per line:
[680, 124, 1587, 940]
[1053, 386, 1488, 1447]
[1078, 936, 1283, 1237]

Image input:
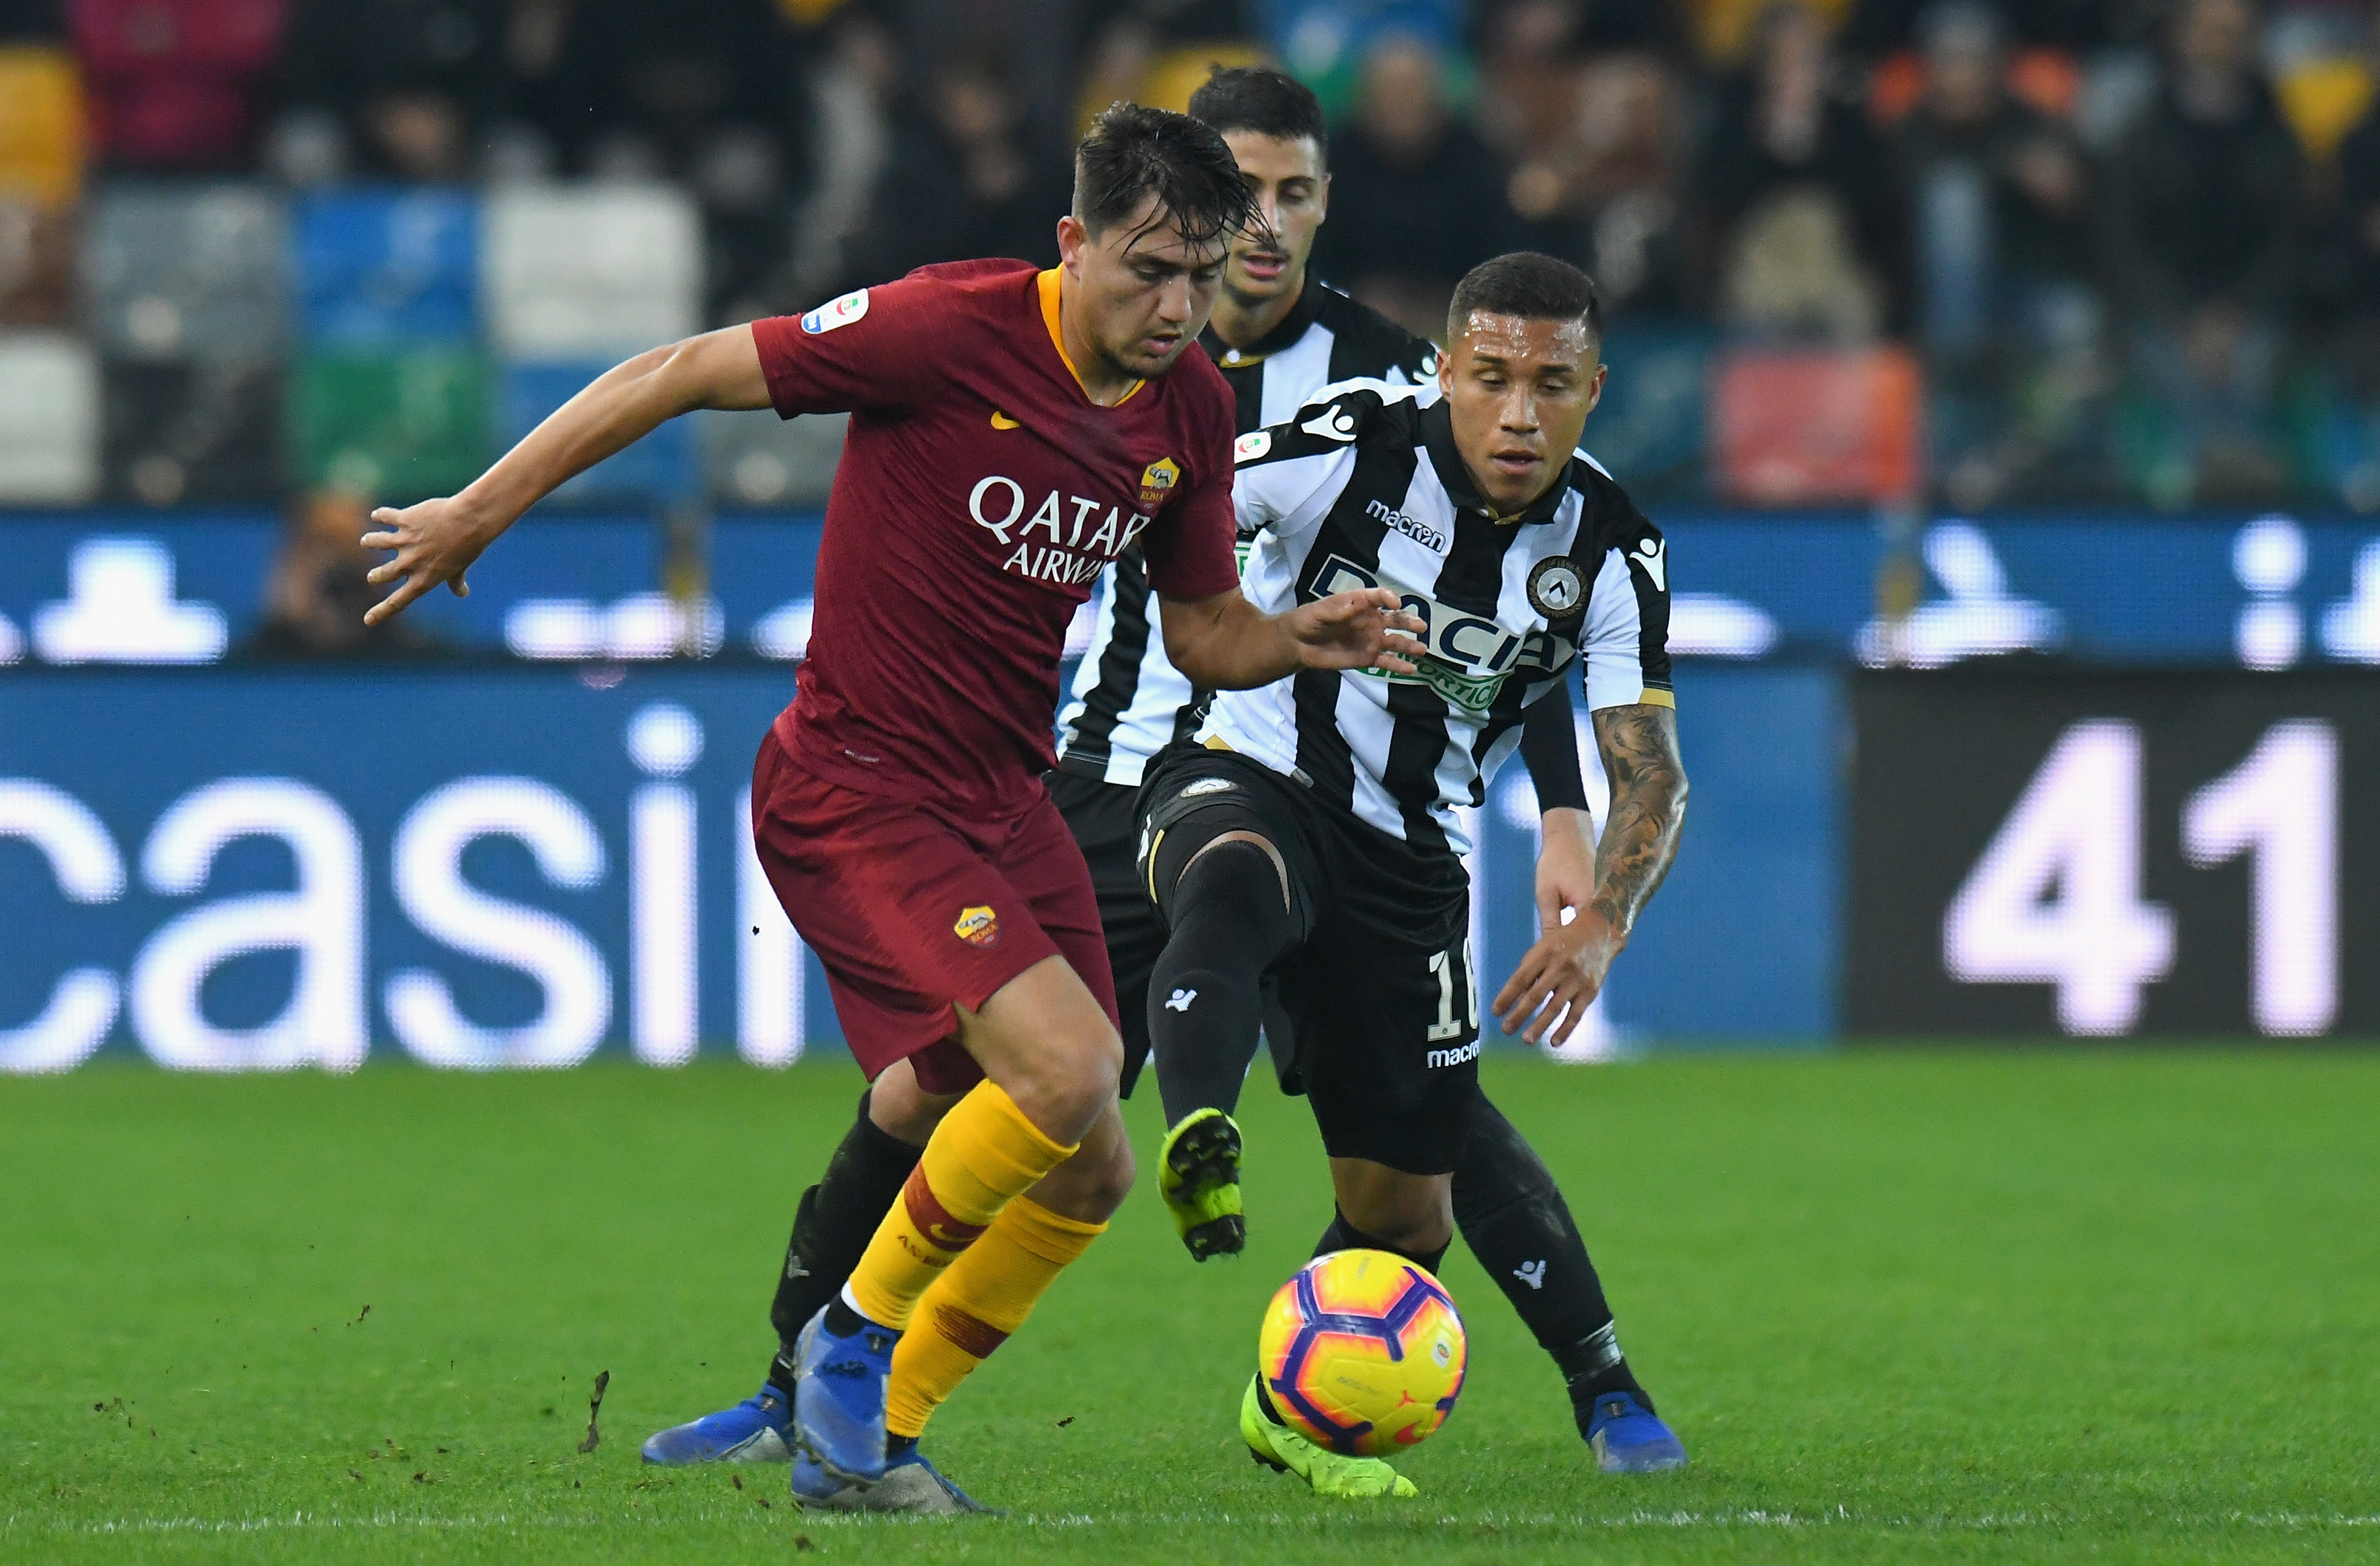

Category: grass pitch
[3, 1050, 2376, 1565]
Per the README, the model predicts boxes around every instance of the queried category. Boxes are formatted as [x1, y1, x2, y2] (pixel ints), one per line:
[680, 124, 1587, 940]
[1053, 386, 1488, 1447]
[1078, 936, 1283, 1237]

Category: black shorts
[1047, 768, 1164, 1098]
[1138, 748, 1481, 1175]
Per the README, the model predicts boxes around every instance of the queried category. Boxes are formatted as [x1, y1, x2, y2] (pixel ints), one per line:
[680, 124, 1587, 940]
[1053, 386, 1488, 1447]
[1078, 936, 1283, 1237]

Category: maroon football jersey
[751, 260, 1241, 809]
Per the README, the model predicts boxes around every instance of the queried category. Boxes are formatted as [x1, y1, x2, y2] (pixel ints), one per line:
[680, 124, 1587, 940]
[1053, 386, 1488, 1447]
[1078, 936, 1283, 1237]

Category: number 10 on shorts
[1427, 938, 1479, 1042]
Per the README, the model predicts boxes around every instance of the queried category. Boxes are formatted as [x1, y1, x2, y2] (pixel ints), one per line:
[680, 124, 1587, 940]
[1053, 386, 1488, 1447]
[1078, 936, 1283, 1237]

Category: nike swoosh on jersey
[990, 410, 1022, 430]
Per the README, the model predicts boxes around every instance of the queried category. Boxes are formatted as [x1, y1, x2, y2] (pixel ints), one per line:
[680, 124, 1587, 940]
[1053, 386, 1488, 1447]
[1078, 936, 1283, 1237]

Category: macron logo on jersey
[800, 289, 869, 334]
[969, 475, 1157, 588]
[1300, 403, 1360, 442]
[1631, 536, 1667, 592]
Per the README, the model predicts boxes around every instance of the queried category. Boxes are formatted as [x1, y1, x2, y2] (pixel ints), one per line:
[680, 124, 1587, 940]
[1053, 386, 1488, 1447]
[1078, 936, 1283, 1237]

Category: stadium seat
[0, 331, 99, 502]
[83, 182, 286, 361]
[482, 183, 701, 359]
[101, 358, 279, 505]
[293, 187, 479, 346]
[2276, 57, 2374, 163]
[69, 0, 285, 172]
[289, 348, 489, 504]
[0, 48, 84, 205]
[503, 360, 697, 505]
[1711, 346, 1923, 506]
[0, 196, 75, 328]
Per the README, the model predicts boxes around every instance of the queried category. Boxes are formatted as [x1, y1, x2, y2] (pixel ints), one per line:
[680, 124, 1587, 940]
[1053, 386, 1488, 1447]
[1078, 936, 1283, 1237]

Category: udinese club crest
[1527, 556, 1586, 618]
[1137, 457, 1182, 510]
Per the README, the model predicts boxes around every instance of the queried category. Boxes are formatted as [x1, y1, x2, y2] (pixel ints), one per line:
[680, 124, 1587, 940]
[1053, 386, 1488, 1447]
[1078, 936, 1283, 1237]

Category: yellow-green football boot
[1157, 1107, 1245, 1260]
[1239, 1375, 1417, 1498]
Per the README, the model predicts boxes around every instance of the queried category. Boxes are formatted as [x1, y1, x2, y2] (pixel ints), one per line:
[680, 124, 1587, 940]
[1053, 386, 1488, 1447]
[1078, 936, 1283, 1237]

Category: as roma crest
[953, 906, 1000, 948]
[1137, 457, 1182, 510]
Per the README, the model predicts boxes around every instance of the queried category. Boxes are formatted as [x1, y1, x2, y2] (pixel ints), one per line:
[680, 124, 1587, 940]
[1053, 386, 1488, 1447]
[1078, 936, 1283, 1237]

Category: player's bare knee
[1091, 1135, 1137, 1215]
[868, 1060, 961, 1145]
[1032, 1111, 1136, 1221]
[1333, 1162, 1455, 1256]
[1349, 1192, 1451, 1257]
[1055, 1034, 1124, 1138]
[998, 1024, 1120, 1147]
[1389, 1208, 1455, 1256]
[964, 955, 1123, 1142]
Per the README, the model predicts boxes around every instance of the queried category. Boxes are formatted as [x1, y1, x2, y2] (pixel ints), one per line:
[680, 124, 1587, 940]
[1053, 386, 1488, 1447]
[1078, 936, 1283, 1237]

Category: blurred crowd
[3, 0, 2380, 514]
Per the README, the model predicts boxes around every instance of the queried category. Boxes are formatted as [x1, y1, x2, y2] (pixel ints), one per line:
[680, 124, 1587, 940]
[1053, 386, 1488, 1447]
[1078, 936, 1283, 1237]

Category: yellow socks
[886, 1195, 1106, 1440]
[844, 1080, 1075, 1332]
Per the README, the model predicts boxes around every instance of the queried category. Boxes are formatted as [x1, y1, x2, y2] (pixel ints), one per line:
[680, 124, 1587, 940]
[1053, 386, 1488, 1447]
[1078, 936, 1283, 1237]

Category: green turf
[3, 1050, 2377, 1564]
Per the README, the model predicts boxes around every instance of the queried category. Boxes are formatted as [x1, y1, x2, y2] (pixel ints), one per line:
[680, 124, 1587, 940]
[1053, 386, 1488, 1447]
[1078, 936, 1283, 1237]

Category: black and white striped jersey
[1054, 281, 1437, 786]
[1202, 379, 1673, 858]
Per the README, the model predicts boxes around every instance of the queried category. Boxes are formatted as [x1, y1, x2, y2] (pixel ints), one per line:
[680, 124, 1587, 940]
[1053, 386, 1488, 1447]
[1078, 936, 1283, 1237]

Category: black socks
[1451, 1098, 1646, 1417]
[1148, 840, 1297, 1128]
[1556, 1323, 1651, 1417]
[765, 1089, 924, 1395]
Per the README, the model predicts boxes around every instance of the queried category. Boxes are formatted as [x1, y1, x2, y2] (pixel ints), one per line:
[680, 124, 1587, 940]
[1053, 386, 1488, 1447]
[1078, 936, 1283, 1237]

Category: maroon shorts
[748, 727, 1118, 1094]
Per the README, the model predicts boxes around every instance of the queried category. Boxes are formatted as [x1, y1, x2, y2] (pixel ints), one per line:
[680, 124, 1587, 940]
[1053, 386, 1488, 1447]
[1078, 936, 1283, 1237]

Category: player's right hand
[362, 497, 490, 625]
[1287, 587, 1426, 675]
[1494, 904, 1625, 1046]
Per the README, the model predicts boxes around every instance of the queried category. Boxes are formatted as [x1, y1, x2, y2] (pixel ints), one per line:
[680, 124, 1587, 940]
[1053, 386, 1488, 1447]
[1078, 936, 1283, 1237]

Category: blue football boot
[1584, 1390, 1689, 1473]
[790, 1305, 898, 1484]
[639, 1384, 793, 1464]
[792, 1445, 995, 1515]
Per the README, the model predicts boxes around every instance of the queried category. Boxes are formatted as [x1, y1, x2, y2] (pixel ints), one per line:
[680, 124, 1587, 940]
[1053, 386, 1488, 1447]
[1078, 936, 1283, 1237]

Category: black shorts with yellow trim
[1138, 746, 1481, 1176]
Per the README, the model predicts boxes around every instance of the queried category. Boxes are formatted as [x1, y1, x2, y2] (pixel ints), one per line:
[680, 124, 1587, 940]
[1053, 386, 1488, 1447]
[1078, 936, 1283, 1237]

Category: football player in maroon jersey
[362, 104, 1421, 1509]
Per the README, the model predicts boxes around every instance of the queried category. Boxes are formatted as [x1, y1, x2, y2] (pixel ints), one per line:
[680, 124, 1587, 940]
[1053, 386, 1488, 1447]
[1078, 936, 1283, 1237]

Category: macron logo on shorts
[1165, 987, 1197, 1012]
[1425, 1041, 1481, 1069]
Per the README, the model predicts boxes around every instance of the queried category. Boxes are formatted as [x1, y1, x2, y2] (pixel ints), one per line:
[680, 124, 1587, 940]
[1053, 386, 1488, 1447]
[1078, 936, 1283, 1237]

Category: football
[1257, 1249, 1468, 1455]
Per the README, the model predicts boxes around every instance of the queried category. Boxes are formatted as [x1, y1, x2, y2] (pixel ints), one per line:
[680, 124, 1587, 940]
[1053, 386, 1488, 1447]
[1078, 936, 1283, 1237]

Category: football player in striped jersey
[1141, 253, 1692, 1493]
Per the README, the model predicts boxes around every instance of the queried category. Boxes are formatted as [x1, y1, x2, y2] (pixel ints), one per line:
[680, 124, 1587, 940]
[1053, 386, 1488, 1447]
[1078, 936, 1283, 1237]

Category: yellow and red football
[1257, 1249, 1468, 1456]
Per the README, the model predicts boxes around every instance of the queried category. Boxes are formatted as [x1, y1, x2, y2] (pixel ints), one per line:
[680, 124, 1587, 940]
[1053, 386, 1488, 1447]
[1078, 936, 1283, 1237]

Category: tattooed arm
[1584, 702, 1689, 936]
[1492, 703, 1688, 1044]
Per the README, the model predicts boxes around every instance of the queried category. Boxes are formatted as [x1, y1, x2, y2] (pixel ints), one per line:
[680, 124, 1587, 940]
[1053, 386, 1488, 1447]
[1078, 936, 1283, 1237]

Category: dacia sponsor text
[1311, 555, 1576, 711]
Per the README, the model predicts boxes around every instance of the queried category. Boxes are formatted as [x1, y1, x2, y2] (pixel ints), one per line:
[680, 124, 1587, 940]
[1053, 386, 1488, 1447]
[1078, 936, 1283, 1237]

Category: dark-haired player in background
[637, 67, 1685, 1503]
[1153, 252, 1692, 1495]
[359, 103, 1420, 1513]
[1066, 69, 1682, 1485]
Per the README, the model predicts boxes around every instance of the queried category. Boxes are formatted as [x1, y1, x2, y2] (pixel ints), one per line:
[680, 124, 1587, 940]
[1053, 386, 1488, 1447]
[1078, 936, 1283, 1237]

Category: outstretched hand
[361, 497, 491, 626]
[1287, 587, 1426, 674]
[1495, 902, 1624, 1046]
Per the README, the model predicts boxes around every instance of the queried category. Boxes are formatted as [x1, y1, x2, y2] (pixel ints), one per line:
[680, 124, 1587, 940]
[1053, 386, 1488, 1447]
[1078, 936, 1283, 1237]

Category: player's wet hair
[1074, 101, 1268, 253]
[1187, 65, 1329, 164]
[1447, 253, 1604, 352]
